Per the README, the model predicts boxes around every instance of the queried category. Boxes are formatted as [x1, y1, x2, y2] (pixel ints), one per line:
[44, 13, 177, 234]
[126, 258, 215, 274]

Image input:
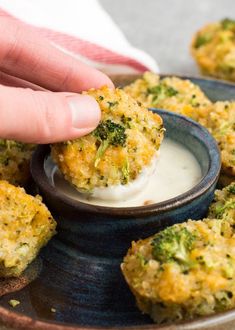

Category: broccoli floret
[215, 200, 235, 218]
[221, 18, 235, 30]
[0, 140, 31, 165]
[0, 140, 24, 151]
[107, 101, 119, 108]
[194, 34, 212, 48]
[93, 120, 127, 167]
[228, 184, 235, 194]
[151, 226, 196, 266]
[147, 84, 178, 105]
[121, 158, 130, 184]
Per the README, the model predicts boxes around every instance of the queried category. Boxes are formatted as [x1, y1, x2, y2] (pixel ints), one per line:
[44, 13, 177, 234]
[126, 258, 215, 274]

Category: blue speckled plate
[0, 75, 234, 330]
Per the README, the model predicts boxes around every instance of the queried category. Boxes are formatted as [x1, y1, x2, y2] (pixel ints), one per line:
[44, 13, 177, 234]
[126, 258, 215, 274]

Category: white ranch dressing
[49, 138, 202, 207]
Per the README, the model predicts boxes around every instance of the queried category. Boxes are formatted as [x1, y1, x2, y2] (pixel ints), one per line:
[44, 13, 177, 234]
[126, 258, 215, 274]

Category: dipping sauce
[46, 138, 202, 207]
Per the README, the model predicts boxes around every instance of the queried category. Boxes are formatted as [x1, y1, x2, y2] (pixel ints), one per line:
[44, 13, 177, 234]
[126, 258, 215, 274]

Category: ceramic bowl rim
[113, 72, 235, 89]
[31, 108, 221, 218]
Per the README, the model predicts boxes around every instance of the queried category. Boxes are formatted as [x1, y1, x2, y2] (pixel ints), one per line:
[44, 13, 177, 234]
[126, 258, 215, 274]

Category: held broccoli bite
[0, 139, 35, 186]
[51, 86, 164, 200]
[0, 180, 56, 277]
[191, 18, 235, 82]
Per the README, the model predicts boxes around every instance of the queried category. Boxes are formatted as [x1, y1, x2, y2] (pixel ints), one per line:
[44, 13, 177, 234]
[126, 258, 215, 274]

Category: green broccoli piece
[151, 226, 196, 266]
[107, 101, 119, 108]
[0, 139, 23, 151]
[194, 34, 212, 48]
[0, 139, 32, 165]
[121, 157, 130, 184]
[189, 94, 201, 107]
[228, 184, 235, 194]
[215, 200, 235, 218]
[93, 120, 127, 167]
[221, 18, 235, 30]
[147, 84, 178, 105]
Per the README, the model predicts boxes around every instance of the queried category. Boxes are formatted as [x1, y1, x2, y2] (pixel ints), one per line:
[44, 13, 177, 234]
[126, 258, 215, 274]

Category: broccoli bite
[191, 18, 235, 82]
[124, 72, 211, 125]
[204, 101, 235, 179]
[0, 139, 36, 186]
[208, 182, 235, 222]
[51, 86, 164, 193]
[124, 73, 235, 186]
[0, 180, 56, 277]
[122, 216, 235, 324]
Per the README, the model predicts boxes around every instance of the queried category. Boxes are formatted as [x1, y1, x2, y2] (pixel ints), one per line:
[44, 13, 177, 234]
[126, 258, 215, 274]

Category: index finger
[0, 17, 114, 92]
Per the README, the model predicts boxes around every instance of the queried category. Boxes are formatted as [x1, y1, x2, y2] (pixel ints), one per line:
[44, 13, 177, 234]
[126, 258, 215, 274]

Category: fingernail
[67, 94, 101, 129]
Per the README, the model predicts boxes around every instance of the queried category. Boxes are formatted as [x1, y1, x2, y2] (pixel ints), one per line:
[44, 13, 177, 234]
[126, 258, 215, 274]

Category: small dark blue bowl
[31, 109, 220, 259]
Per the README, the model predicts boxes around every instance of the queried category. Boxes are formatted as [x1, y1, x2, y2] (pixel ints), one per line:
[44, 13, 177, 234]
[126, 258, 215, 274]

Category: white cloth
[0, 0, 159, 74]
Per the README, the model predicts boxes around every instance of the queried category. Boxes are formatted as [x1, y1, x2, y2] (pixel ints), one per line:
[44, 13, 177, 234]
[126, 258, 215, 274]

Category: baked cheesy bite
[51, 86, 164, 201]
[208, 181, 235, 221]
[122, 184, 235, 324]
[0, 140, 35, 186]
[124, 72, 212, 125]
[204, 102, 235, 181]
[191, 18, 235, 82]
[0, 180, 56, 277]
[124, 72, 235, 186]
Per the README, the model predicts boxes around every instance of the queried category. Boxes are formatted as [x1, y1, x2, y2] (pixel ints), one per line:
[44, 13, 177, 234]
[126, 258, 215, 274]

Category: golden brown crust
[191, 20, 235, 82]
[204, 102, 235, 177]
[0, 180, 56, 277]
[123, 72, 212, 124]
[208, 181, 235, 221]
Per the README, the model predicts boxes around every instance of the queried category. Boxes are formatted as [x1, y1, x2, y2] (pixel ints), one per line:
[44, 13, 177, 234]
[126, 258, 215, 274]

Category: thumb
[0, 85, 101, 143]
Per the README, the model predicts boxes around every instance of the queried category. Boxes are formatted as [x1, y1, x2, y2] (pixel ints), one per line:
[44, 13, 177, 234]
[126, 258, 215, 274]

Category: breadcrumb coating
[0, 180, 56, 277]
[208, 181, 235, 222]
[0, 140, 35, 186]
[204, 102, 235, 177]
[124, 72, 211, 125]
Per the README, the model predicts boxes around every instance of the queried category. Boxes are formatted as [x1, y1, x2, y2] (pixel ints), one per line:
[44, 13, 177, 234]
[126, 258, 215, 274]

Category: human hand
[0, 18, 113, 143]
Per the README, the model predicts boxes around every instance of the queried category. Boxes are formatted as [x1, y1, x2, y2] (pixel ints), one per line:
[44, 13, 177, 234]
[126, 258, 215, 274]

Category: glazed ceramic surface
[0, 75, 234, 330]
